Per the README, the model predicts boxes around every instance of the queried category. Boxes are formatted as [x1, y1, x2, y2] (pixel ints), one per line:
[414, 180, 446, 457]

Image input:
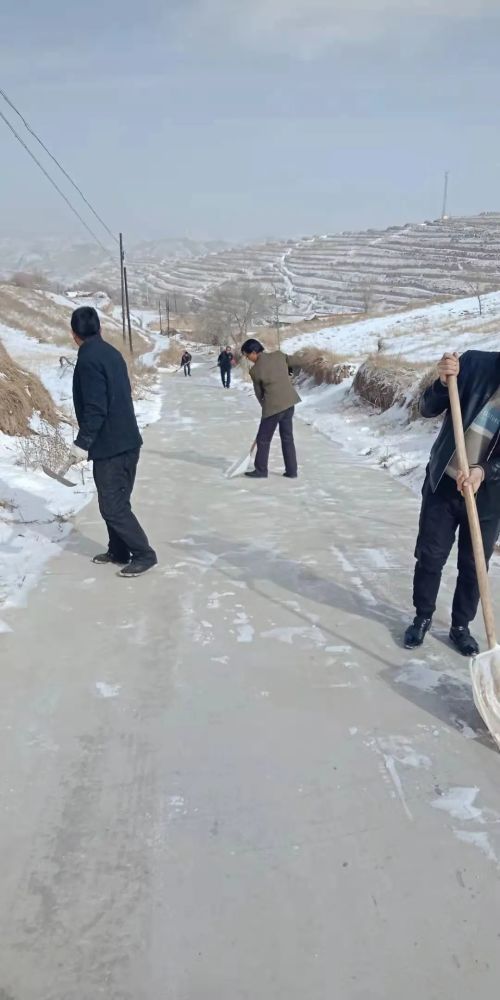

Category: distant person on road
[218, 346, 233, 388]
[70, 306, 157, 577]
[404, 350, 500, 656]
[241, 338, 300, 479]
[181, 350, 192, 377]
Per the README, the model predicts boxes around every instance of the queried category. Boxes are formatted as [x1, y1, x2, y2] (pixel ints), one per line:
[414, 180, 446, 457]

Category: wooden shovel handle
[448, 375, 497, 649]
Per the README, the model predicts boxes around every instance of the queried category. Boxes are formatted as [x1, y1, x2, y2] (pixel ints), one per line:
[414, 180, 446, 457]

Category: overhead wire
[0, 108, 113, 255]
[0, 86, 118, 246]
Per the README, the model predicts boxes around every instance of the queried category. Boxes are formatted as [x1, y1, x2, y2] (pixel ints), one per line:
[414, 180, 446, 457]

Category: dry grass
[353, 355, 433, 413]
[408, 367, 437, 420]
[0, 340, 59, 436]
[288, 347, 355, 385]
[17, 421, 72, 472]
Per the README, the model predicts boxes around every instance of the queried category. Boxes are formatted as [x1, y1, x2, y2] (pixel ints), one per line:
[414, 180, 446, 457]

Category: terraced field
[91, 213, 500, 317]
[4, 213, 500, 319]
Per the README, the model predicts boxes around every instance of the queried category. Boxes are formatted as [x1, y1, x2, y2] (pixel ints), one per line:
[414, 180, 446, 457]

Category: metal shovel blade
[225, 441, 257, 480]
[225, 452, 253, 479]
[42, 465, 76, 488]
[471, 646, 500, 750]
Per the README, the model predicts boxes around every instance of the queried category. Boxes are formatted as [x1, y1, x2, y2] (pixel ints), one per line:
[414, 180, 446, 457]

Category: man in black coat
[405, 350, 500, 655]
[181, 350, 192, 376]
[218, 346, 233, 388]
[71, 306, 157, 577]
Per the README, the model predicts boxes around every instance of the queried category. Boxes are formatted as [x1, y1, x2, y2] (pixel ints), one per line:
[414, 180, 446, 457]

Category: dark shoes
[244, 470, 298, 479]
[404, 615, 432, 649]
[404, 616, 479, 656]
[449, 626, 479, 657]
[92, 551, 129, 566]
[119, 555, 158, 578]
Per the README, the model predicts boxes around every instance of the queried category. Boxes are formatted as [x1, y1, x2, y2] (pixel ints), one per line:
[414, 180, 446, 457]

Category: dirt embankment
[0, 341, 59, 437]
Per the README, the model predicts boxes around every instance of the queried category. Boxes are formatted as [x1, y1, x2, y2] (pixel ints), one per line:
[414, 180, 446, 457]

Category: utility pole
[119, 232, 126, 343]
[441, 170, 449, 220]
[123, 264, 133, 354]
[273, 285, 281, 349]
[159, 298, 163, 335]
[166, 295, 170, 336]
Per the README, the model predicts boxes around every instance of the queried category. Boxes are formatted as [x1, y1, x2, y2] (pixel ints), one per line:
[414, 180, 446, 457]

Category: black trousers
[255, 406, 297, 477]
[413, 472, 500, 627]
[92, 449, 156, 562]
[183, 363, 191, 376]
[220, 366, 231, 388]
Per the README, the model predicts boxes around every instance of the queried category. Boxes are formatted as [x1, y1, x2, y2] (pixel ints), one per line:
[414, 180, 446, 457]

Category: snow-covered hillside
[58, 213, 500, 317]
[3, 213, 500, 319]
[283, 290, 500, 362]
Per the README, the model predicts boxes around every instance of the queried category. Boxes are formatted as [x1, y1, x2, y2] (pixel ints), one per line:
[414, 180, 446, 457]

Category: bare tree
[197, 279, 272, 346]
[350, 278, 374, 315]
[358, 279, 374, 314]
[467, 274, 487, 316]
[271, 283, 284, 349]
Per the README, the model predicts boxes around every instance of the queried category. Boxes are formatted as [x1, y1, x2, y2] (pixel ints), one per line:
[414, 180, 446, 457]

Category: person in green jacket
[241, 338, 300, 479]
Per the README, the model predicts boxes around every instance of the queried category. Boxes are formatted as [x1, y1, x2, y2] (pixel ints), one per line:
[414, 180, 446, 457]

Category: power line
[0, 107, 111, 254]
[0, 86, 118, 245]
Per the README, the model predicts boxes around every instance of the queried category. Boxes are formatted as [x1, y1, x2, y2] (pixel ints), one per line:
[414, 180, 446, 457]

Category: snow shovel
[41, 464, 77, 487]
[225, 441, 257, 479]
[448, 374, 500, 749]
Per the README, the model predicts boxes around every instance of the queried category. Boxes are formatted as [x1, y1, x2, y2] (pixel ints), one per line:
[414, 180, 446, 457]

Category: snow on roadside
[296, 375, 437, 494]
[0, 323, 163, 631]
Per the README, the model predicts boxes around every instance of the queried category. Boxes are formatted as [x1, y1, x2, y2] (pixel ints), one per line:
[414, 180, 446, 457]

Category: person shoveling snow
[405, 350, 500, 657]
[240, 339, 301, 480]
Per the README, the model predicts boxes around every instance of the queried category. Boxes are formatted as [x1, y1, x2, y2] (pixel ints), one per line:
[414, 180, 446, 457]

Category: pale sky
[1, 0, 500, 244]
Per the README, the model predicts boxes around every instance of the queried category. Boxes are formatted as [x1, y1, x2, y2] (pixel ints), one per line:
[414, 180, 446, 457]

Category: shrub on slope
[353, 356, 434, 415]
[289, 348, 356, 385]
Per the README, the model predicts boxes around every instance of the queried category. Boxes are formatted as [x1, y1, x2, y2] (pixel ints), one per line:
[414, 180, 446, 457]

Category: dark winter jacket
[73, 335, 142, 460]
[218, 351, 233, 369]
[420, 349, 500, 491]
[181, 351, 192, 365]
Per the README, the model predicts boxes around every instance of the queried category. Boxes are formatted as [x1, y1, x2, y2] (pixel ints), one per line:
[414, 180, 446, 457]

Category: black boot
[404, 615, 432, 649]
[92, 551, 129, 566]
[119, 554, 158, 578]
[449, 626, 479, 657]
[245, 470, 267, 479]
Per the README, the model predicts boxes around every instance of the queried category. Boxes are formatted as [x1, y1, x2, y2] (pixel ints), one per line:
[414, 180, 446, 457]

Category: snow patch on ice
[432, 787, 482, 822]
[454, 830, 498, 864]
[95, 681, 121, 699]
[261, 625, 325, 646]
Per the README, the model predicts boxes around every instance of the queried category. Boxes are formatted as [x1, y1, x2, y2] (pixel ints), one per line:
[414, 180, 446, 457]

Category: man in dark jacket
[218, 346, 233, 388]
[181, 350, 192, 376]
[241, 338, 301, 479]
[405, 350, 500, 655]
[71, 306, 157, 577]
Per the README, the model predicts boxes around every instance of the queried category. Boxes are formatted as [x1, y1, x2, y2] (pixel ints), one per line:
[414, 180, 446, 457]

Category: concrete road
[1, 361, 500, 1000]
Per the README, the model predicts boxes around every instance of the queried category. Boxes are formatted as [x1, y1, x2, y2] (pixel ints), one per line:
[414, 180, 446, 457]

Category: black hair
[71, 306, 101, 339]
[241, 338, 264, 355]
